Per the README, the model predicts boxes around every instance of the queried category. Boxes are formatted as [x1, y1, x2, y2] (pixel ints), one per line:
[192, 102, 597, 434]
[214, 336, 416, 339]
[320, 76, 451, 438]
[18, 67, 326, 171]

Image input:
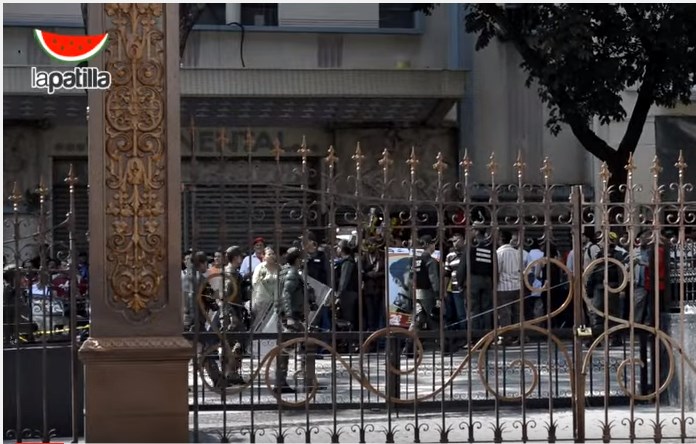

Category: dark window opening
[379, 4, 416, 29]
[197, 4, 227, 26]
[241, 4, 279, 27]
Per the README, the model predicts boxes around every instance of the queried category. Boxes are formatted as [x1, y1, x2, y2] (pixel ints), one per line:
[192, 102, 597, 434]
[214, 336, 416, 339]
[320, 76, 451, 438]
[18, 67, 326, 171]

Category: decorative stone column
[79, 4, 190, 442]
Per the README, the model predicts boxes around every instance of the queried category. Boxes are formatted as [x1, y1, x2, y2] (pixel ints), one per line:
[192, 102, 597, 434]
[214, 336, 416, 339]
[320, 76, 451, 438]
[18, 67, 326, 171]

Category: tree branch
[180, 4, 207, 59]
[616, 79, 654, 158]
[81, 3, 88, 33]
[566, 116, 616, 163]
[477, 4, 618, 164]
[616, 6, 657, 158]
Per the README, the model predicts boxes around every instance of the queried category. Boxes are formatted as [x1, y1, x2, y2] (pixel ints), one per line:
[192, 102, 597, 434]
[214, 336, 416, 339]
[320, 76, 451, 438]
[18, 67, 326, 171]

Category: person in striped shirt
[496, 231, 522, 345]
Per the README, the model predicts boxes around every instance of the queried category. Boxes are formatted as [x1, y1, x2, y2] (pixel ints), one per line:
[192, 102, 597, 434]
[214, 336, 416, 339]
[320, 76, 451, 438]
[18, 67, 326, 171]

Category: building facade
[4, 3, 695, 255]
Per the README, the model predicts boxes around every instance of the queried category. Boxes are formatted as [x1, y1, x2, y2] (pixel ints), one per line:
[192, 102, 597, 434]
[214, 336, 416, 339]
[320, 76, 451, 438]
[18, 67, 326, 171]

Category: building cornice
[4, 66, 467, 99]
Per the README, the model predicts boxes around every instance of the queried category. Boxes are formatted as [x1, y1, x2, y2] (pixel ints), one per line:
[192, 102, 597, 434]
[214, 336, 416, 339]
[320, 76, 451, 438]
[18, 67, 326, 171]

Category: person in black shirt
[302, 231, 331, 285]
[468, 226, 494, 331]
[302, 231, 332, 334]
[362, 237, 386, 331]
[337, 243, 360, 330]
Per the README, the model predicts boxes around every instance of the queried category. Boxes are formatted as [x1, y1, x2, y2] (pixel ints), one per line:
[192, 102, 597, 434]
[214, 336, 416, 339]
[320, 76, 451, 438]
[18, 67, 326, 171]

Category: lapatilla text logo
[31, 29, 111, 94]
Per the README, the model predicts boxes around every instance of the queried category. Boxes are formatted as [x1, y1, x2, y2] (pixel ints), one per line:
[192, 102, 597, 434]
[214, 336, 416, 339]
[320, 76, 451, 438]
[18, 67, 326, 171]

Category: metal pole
[571, 185, 586, 443]
[67, 165, 80, 443]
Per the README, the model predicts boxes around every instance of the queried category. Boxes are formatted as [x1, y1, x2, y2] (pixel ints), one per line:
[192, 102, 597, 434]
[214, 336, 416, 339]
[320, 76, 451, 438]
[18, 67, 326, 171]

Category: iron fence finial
[216, 128, 229, 153]
[433, 151, 447, 175]
[298, 135, 311, 158]
[650, 155, 663, 177]
[460, 149, 473, 177]
[65, 164, 79, 187]
[406, 146, 419, 170]
[244, 128, 255, 153]
[271, 138, 284, 161]
[36, 176, 49, 197]
[625, 152, 637, 174]
[378, 147, 393, 171]
[540, 156, 553, 182]
[599, 161, 611, 184]
[513, 150, 526, 180]
[675, 150, 687, 178]
[9, 181, 22, 206]
[487, 152, 498, 176]
[352, 142, 365, 167]
[325, 145, 338, 168]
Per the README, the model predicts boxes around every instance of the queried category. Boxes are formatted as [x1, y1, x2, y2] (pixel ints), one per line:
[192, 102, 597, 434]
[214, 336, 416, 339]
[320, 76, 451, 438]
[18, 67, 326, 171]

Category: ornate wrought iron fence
[3, 139, 695, 443]
[3, 167, 86, 443]
[183, 133, 696, 443]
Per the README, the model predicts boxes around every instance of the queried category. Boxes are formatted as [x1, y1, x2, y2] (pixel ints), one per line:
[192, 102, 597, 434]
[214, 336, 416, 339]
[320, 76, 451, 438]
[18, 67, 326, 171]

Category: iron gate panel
[3, 139, 696, 443]
[181, 136, 696, 443]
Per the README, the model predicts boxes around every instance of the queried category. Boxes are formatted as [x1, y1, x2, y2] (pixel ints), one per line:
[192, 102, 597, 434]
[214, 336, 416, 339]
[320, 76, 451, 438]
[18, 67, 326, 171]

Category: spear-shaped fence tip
[487, 152, 498, 176]
[9, 181, 22, 204]
[325, 145, 339, 167]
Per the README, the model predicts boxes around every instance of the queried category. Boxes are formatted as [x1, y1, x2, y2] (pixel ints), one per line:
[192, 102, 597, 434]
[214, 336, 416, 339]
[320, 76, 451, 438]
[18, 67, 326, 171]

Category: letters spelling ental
[181, 127, 329, 157]
[182, 128, 283, 156]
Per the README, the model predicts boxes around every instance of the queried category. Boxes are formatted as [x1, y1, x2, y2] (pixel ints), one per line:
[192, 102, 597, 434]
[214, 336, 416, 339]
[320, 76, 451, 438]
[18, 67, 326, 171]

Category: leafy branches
[462, 4, 696, 177]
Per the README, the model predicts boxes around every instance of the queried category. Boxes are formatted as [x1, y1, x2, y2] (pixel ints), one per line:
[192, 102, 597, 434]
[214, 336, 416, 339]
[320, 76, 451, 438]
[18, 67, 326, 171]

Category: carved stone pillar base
[79, 337, 192, 443]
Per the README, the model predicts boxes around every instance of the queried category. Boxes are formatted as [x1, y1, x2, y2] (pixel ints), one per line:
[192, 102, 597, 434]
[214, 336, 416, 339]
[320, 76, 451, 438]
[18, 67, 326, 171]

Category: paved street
[189, 340, 653, 408]
[182, 340, 696, 442]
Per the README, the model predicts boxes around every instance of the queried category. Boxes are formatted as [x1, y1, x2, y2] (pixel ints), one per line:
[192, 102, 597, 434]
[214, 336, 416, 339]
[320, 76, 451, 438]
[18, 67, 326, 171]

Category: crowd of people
[179, 221, 686, 389]
[3, 251, 91, 343]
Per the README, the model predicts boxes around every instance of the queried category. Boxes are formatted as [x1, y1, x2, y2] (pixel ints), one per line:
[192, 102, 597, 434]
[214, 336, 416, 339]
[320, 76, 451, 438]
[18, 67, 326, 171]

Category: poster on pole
[386, 247, 441, 328]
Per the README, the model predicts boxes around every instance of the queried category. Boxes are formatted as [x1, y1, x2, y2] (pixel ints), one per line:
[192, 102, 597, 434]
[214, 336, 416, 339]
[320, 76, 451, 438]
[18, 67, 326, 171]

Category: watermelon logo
[31, 29, 112, 95]
[34, 29, 109, 63]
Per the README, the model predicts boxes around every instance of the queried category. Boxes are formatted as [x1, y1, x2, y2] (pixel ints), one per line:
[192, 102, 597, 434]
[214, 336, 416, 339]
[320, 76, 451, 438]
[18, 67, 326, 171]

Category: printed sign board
[387, 247, 441, 328]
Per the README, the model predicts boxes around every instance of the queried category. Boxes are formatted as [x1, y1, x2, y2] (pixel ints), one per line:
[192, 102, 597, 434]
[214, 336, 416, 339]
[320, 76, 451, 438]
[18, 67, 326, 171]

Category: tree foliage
[462, 4, 696, 188]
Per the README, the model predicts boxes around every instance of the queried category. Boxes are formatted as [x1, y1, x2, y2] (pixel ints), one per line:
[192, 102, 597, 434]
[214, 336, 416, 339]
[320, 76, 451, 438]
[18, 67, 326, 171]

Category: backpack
[592, 248, 625, 286]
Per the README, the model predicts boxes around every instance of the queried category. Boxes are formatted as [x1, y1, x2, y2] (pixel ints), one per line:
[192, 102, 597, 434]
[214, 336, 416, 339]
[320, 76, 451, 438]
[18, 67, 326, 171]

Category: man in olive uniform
[276, 247, 318, 394]
[219, 246, 247, 386]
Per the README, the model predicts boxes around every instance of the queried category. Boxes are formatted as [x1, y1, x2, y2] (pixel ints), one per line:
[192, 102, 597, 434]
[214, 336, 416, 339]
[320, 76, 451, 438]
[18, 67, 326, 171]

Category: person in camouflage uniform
[275, 247, 318, 394]
[218, 246, 248, 386]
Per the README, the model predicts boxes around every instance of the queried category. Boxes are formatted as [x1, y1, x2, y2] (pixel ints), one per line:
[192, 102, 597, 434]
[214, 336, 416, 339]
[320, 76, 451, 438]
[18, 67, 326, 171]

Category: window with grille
[379, 4, 416, 29]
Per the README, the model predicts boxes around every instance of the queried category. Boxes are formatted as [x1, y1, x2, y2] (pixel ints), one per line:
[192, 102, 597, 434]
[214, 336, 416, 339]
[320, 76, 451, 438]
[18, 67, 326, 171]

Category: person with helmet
[275, 247, 318, 394]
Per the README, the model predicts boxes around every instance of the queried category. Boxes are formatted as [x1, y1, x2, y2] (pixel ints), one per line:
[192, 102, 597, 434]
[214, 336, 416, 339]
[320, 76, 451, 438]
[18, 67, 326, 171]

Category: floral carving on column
[104, 3, 166, 320]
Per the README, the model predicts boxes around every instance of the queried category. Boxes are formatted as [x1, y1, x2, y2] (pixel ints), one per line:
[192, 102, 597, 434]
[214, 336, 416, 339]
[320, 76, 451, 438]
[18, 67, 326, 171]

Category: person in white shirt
[496, 231, 522, 345]
[240, 237, 266, 279]
[525, 241, 545, 320]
